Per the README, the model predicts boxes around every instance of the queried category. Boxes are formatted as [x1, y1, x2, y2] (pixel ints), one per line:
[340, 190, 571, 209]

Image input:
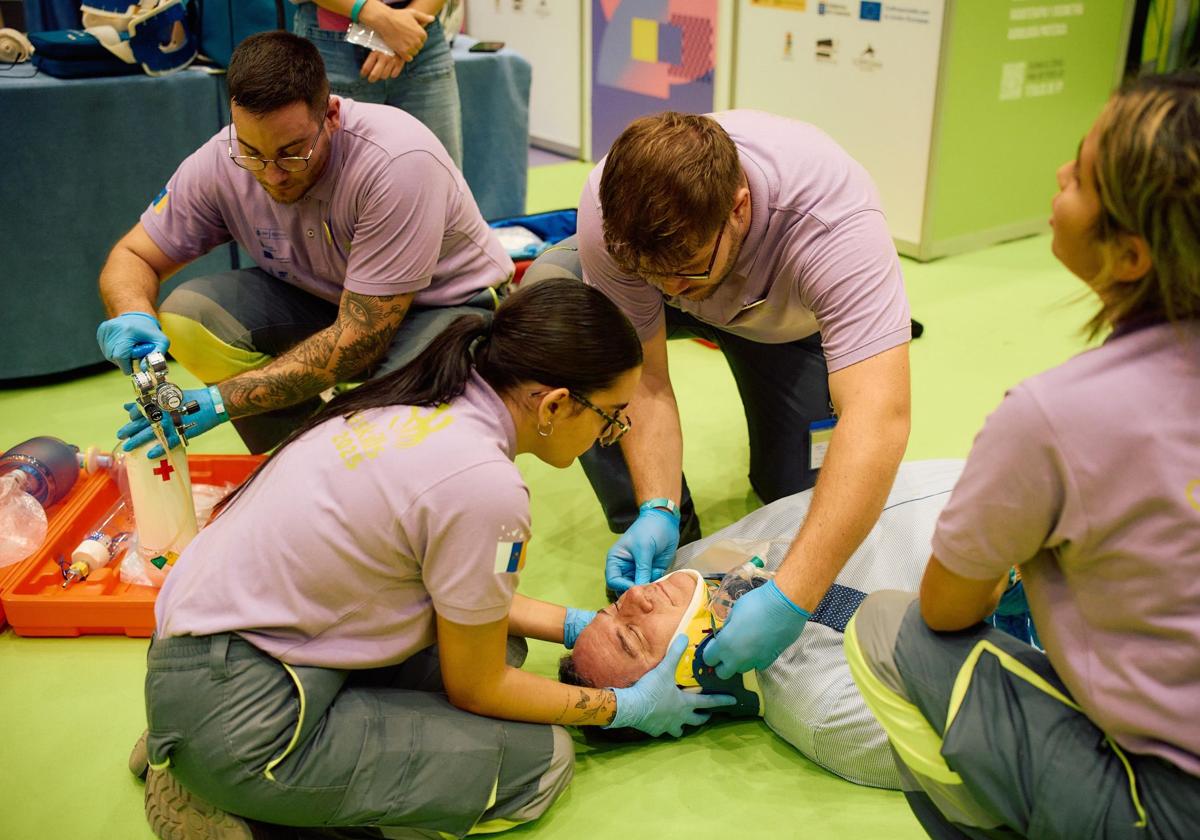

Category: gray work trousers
[847, 592, 1200, 839]
[144, 633, 573, 838]
[159, 269, 505, 454]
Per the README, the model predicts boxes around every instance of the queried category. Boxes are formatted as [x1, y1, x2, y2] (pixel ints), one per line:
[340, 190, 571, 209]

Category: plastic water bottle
[0, 437, 82, 567]
[345, 23, 395, 55]
[709, 556, 771, 628]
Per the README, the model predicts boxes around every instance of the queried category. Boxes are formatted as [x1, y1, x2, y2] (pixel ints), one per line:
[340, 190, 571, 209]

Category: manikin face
[1050, 125, 1106, 283]
[229, 99, 337, 205]
[571, 570, 701, 688]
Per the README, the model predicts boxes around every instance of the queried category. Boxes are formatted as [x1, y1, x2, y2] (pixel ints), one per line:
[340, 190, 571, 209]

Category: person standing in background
[294, 0, 463, 166]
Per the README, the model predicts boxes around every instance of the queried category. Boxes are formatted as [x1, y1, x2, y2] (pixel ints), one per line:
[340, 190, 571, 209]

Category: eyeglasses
[227, 122, 324, 173]
[570, 392, 632, 447]
[671, 224, 726, 282]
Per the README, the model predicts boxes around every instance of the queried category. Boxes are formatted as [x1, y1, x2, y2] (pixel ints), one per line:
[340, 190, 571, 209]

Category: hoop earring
[537, 420, 554, 438]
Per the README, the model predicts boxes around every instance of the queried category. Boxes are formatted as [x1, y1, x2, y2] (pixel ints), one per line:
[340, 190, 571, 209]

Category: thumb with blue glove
[604, 501, 680, 594]
[562, 607, 597, 650]
[97, 312, 170, 375]
[609, 635, 737, 737]
[117, 386, 230, 459]
[702, 579, 811, 679]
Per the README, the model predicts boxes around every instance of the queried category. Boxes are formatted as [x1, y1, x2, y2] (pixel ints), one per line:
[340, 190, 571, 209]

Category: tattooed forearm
[330, 328, 392, 380]
[218, 290, 414, 418]
[220, 369, 332, 417]
[557, 689, 617, 726]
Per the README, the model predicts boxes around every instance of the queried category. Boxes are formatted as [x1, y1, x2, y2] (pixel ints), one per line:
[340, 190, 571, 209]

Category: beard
[262, 181, 308, 205]
[681, 235, 744, 301]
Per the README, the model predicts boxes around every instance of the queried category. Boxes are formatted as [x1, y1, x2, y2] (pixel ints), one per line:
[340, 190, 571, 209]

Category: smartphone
[469, 41, 506, 52]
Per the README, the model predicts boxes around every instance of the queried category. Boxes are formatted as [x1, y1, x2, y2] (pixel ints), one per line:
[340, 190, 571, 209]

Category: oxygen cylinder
[123, 441, 198, 587]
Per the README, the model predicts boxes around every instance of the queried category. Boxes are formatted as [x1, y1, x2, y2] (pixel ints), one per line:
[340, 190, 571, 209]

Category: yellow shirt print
[389, 404, 454, 449]
[332, 413, 388, 471]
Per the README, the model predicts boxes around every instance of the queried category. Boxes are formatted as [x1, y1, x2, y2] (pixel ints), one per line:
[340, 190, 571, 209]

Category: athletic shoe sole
[144, 766, 254, 840]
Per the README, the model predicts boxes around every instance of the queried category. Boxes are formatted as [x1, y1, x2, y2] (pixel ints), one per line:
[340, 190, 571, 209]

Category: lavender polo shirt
[577, 110, 910, 372]
[933, 320, 1200, 775]
[155, 372, 531, 670]
[141, 97, 512, 306]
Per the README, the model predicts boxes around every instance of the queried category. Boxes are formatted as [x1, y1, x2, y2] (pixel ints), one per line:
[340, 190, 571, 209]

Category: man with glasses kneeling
[95, 31, 513, 456]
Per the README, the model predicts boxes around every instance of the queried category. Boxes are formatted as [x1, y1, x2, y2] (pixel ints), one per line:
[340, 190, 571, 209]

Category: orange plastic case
[0, 454, 262, 637]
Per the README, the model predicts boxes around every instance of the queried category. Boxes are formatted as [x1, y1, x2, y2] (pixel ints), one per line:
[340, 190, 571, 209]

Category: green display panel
[925, 0, 1134, 257]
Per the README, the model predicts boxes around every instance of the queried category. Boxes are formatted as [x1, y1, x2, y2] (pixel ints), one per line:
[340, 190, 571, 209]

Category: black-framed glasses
[227, 122, 324, 173]
[672, 223, 726, 281]
[570, 392, 632, 447]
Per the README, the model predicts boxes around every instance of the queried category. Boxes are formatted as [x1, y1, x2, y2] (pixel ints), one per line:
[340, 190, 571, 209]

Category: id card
[809, 418, 837, 471]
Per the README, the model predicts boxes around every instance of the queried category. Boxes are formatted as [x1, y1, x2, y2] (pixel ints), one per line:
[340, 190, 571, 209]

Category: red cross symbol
[153, 459, 175, 482]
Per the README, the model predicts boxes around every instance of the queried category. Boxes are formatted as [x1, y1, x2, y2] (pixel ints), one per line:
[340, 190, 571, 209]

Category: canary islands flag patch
[152, 187, 170, 214]
[495, 540, 528, 574]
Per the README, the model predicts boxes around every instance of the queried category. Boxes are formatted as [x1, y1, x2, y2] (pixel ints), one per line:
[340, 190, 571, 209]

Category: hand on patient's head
[604, 507, 681, 593]
[561, 573, 697, 689]
[607, 635, 737, 738]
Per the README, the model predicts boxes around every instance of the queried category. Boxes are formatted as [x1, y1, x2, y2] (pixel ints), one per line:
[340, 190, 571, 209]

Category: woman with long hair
[846, 73, 1200, 838]
[136, 278, 732, 839]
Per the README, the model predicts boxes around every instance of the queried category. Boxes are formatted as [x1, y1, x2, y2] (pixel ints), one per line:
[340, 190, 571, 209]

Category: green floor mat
[0, 162, 1093, 839]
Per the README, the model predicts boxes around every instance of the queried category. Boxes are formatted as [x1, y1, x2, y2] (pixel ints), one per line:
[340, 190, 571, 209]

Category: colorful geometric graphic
[592, 0, 717, 158]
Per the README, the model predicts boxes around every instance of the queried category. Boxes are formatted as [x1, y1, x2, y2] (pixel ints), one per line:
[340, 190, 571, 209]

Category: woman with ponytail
[136, 278, 733, 840]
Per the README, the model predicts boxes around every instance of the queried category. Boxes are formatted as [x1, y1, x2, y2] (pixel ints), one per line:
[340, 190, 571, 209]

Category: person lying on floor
[559, 459, 1029, 789]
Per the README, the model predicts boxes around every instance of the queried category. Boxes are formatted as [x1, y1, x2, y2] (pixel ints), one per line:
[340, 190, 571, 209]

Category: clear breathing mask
[660, 568, 765, 717]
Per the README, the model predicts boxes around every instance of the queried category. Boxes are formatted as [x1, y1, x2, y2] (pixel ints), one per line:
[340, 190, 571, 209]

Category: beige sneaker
[144, 765, 254, 840]
[129, 729, 150, 781]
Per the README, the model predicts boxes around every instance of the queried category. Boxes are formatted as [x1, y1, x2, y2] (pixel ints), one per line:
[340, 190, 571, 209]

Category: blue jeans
[293, 4, 464, 167]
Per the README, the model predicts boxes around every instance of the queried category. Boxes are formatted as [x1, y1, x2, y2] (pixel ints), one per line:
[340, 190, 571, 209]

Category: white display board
[465, 0, 585, 154]
[732, 1, 945, 246]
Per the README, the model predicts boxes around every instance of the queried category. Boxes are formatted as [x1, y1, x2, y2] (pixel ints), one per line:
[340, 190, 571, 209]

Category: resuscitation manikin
[666, 569, 765, 718]
[82, 0, 197, 76]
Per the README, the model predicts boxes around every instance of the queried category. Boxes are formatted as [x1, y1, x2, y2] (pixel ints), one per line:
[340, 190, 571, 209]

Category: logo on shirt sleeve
[151, 187, 169, 214]
[494, 530, 529, 574]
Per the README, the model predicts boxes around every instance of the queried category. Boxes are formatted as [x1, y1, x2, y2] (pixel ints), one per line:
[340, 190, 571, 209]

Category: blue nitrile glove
[609, 635, 737, 737]
[563, 607, 598, 650]
[117, 387, 230, 459]
[96, 312, 170, 375]
[702, 579, 811, 679]
[604, 505, 680, 594]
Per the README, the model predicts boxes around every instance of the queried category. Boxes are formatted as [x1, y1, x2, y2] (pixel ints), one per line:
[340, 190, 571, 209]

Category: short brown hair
[1086, 72, 1200, 337]
[227, 31, 329, 119]
[599, 112, 742, 275]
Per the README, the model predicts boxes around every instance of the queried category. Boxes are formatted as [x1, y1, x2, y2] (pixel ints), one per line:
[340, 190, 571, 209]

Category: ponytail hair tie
[468, 332, 490, 361]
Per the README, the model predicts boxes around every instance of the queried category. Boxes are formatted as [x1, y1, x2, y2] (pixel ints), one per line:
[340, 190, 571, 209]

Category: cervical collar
[664, 569, 764, 717]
